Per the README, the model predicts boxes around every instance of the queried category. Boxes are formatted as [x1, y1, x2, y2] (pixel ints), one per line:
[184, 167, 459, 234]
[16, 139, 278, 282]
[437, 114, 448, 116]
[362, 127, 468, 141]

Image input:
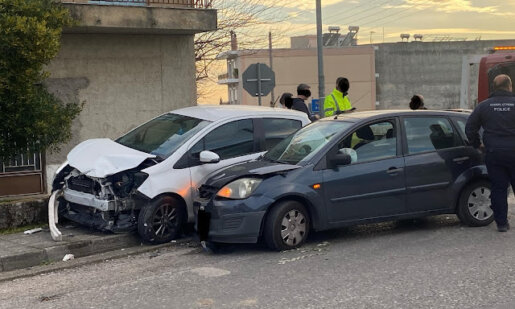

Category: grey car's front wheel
[457, 180, 494, 227]
[138, 195, 184, 244]
[264, 201, 310, 251]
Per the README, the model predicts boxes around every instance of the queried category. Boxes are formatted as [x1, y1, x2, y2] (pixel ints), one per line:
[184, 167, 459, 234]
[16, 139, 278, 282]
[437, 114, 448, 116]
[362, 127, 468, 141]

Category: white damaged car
[50, 105, 310, 243]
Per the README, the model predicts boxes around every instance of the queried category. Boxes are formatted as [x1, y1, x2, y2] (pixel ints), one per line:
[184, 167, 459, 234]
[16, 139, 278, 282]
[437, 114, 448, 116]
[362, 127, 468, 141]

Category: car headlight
[216, 178, 262, 199]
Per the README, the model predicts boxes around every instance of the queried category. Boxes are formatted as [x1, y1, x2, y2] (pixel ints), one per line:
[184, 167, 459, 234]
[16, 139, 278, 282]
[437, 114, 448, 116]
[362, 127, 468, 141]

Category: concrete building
[217, 46, 377, 111]
[0, 0, 216, 197]
[218, 36, 515, 117]
[374, 39, 515, 110]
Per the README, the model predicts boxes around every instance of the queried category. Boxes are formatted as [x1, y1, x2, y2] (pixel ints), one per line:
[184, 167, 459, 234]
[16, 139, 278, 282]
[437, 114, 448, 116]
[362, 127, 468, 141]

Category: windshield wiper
[153, 155, 165, 162]
[263, 156, 291, 165]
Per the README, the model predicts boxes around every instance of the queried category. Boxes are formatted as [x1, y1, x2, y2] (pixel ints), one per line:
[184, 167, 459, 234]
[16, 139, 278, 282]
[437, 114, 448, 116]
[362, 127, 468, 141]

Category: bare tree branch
[195, 0, 290, 99]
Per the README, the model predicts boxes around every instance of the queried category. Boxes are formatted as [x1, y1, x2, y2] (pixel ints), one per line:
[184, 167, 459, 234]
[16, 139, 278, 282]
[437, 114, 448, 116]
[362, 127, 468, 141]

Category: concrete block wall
[44, 33, 197, 191]
[375, 39, 515, 110]
[0, 198, 48, 230]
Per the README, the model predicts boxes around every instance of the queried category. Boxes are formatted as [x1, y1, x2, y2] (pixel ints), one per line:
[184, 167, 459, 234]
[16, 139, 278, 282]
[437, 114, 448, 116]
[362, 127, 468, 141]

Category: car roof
[319, 109, 471, 123]
[171, 105, 309, 122]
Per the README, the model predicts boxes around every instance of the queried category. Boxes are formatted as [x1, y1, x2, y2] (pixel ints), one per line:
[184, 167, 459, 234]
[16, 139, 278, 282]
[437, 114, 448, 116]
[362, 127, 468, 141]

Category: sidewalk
[0, 224, 142, 272]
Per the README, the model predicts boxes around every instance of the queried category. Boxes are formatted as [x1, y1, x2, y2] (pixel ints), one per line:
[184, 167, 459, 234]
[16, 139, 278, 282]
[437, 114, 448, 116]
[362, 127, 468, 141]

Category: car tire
[457, 180, 494, 227]
[138, 195, 184, 244]
[264, 201, 310, 251]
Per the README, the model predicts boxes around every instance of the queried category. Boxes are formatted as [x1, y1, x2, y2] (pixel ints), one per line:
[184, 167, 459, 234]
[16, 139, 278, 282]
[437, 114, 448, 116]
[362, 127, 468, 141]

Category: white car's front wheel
[138, 195, 184, 244]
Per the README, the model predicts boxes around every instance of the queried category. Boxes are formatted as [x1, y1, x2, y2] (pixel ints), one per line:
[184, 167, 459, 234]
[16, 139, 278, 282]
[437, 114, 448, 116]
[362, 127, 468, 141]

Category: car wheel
[264, 201, 310, 251]
[457, 180, 494, 227]
[138, 195, 184, 244]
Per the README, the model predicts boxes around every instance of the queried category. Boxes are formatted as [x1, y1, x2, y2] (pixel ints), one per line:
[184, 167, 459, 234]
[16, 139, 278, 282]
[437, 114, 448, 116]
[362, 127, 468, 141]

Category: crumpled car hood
[206, 160, 301, 188]
[67, 138, 155, 178]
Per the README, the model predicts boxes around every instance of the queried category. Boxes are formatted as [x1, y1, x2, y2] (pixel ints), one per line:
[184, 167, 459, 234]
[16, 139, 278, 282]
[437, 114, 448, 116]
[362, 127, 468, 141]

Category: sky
[198, 0, 515, 103]
[278, 0, 515, 43]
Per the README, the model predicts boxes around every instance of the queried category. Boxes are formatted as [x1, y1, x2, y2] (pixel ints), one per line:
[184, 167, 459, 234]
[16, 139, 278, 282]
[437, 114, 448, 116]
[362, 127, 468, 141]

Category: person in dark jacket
[409, 94, 426, 110]
[292, 83, 318, 121]
[279, 92, 293, 109]
[465, 74, 515, 232]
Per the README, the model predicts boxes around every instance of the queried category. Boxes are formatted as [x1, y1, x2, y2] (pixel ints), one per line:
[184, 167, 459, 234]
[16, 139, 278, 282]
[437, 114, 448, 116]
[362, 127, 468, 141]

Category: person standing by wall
[465, 74, 515, 232]
[292, 84, 318, 121]
[409, 94, 426, 110]
[279, 92, 293, 109]
[323, 77, 352, 117]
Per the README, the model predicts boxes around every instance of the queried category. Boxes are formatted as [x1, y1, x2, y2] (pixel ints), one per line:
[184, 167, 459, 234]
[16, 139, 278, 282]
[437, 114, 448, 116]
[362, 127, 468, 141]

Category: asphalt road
[2, 212, 515, 309]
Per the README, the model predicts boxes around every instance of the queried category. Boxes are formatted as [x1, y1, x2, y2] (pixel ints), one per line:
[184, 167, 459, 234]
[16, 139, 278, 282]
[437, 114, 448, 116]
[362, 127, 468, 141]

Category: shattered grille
[68, 176, 96, 194]
[198, 184, 218, 200]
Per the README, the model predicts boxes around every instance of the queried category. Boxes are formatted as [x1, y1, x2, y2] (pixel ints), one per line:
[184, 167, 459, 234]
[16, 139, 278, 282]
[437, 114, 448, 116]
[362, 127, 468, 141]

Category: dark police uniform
[465, 90, 515, 227]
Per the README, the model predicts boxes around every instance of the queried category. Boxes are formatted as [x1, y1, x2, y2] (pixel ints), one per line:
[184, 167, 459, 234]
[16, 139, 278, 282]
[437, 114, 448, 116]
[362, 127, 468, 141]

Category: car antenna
[334, 107, 357, 120]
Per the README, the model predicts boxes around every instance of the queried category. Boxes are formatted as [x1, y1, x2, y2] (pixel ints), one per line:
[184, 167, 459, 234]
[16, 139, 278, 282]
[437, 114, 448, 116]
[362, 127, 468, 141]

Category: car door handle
[453, 156, 470, 163]
[386, 167, 403, 175]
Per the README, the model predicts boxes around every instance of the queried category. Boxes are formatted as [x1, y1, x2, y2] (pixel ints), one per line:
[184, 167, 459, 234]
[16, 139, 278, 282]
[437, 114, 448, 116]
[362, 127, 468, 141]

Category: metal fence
[0, 150, 44, 197]
[0, 151, 42, 174]
[63, 0, 213, 8]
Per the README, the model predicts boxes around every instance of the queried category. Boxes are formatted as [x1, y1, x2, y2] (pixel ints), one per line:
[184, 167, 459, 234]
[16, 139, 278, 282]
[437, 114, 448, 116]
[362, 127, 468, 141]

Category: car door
[187, 118, 260, 191]
[323, 118, 407, 224]
[402, 116, 470, 213]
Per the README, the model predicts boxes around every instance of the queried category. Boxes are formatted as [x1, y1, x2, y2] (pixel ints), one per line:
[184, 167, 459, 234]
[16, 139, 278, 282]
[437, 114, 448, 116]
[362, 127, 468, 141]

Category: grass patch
[0, 223, 48, 235]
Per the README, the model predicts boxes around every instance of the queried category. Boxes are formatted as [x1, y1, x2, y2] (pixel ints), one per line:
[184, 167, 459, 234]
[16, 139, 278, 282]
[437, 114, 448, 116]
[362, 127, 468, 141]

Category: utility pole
[370, 31, 376, 44]
[268, 31, 275, 107]
[316, 0, 325, 100]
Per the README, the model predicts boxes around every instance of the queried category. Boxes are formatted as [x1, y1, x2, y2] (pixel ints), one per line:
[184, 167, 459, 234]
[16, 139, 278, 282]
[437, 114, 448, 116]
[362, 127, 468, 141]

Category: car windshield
[116, 113, 211, 158]
[264, 121, 352, 165]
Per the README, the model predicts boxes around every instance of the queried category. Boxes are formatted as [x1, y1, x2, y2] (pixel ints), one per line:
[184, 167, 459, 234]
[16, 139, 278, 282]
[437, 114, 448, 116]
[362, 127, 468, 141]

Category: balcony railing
[63, 0, 213, 8]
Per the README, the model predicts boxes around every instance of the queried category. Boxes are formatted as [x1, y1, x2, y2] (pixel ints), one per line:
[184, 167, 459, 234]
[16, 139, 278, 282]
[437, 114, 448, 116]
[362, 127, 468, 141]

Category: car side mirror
[199, 150, 220, 164]
[329, 152, 351, 167]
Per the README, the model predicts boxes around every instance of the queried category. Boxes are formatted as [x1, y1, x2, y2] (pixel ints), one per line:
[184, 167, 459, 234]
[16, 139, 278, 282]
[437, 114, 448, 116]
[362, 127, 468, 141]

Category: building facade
[217, 46, 377, 112]
[0, 0, 217, 197]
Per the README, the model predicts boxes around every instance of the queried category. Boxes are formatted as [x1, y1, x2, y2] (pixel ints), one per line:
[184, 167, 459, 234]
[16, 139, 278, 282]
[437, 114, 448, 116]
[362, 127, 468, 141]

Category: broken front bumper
[63, 188, 113, 211]
[194, 195, 272, 244]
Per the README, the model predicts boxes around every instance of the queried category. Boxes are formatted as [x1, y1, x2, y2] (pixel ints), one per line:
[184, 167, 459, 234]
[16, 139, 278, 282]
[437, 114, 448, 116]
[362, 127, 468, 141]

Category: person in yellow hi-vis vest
[323, 77, 352, 117]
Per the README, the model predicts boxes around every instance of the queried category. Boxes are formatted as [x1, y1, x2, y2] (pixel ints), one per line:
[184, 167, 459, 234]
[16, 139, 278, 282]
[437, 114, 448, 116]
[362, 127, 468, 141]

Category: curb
[0, 236, 195, 282]
[0, 232, 141, 272]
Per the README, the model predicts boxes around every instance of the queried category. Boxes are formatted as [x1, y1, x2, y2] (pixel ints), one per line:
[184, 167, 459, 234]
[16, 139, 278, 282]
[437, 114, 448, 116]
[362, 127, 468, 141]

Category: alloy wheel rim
[280, 209, 306, 246]
[467, 187, 493, 221]
[152, 203, 178, 238]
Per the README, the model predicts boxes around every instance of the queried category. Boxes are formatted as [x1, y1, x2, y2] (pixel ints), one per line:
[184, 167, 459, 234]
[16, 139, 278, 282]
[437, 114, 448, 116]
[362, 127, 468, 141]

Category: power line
[285, 0, 394, 36]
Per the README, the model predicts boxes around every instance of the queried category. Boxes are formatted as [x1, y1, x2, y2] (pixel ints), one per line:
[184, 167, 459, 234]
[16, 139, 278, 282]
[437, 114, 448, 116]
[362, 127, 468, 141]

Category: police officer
[323, 77, 352, 117]
[465, 74, 515, 232]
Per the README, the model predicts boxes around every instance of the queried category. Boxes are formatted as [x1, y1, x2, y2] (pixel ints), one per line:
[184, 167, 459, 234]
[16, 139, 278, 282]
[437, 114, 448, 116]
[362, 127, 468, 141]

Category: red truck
[477, 46, 515, 102]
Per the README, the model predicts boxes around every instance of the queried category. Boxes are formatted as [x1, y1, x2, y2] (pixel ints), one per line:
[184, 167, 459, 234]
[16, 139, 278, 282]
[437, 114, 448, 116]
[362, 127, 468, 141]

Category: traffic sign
[242, 63, 275, 105]
[311, 99, 320, 112]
